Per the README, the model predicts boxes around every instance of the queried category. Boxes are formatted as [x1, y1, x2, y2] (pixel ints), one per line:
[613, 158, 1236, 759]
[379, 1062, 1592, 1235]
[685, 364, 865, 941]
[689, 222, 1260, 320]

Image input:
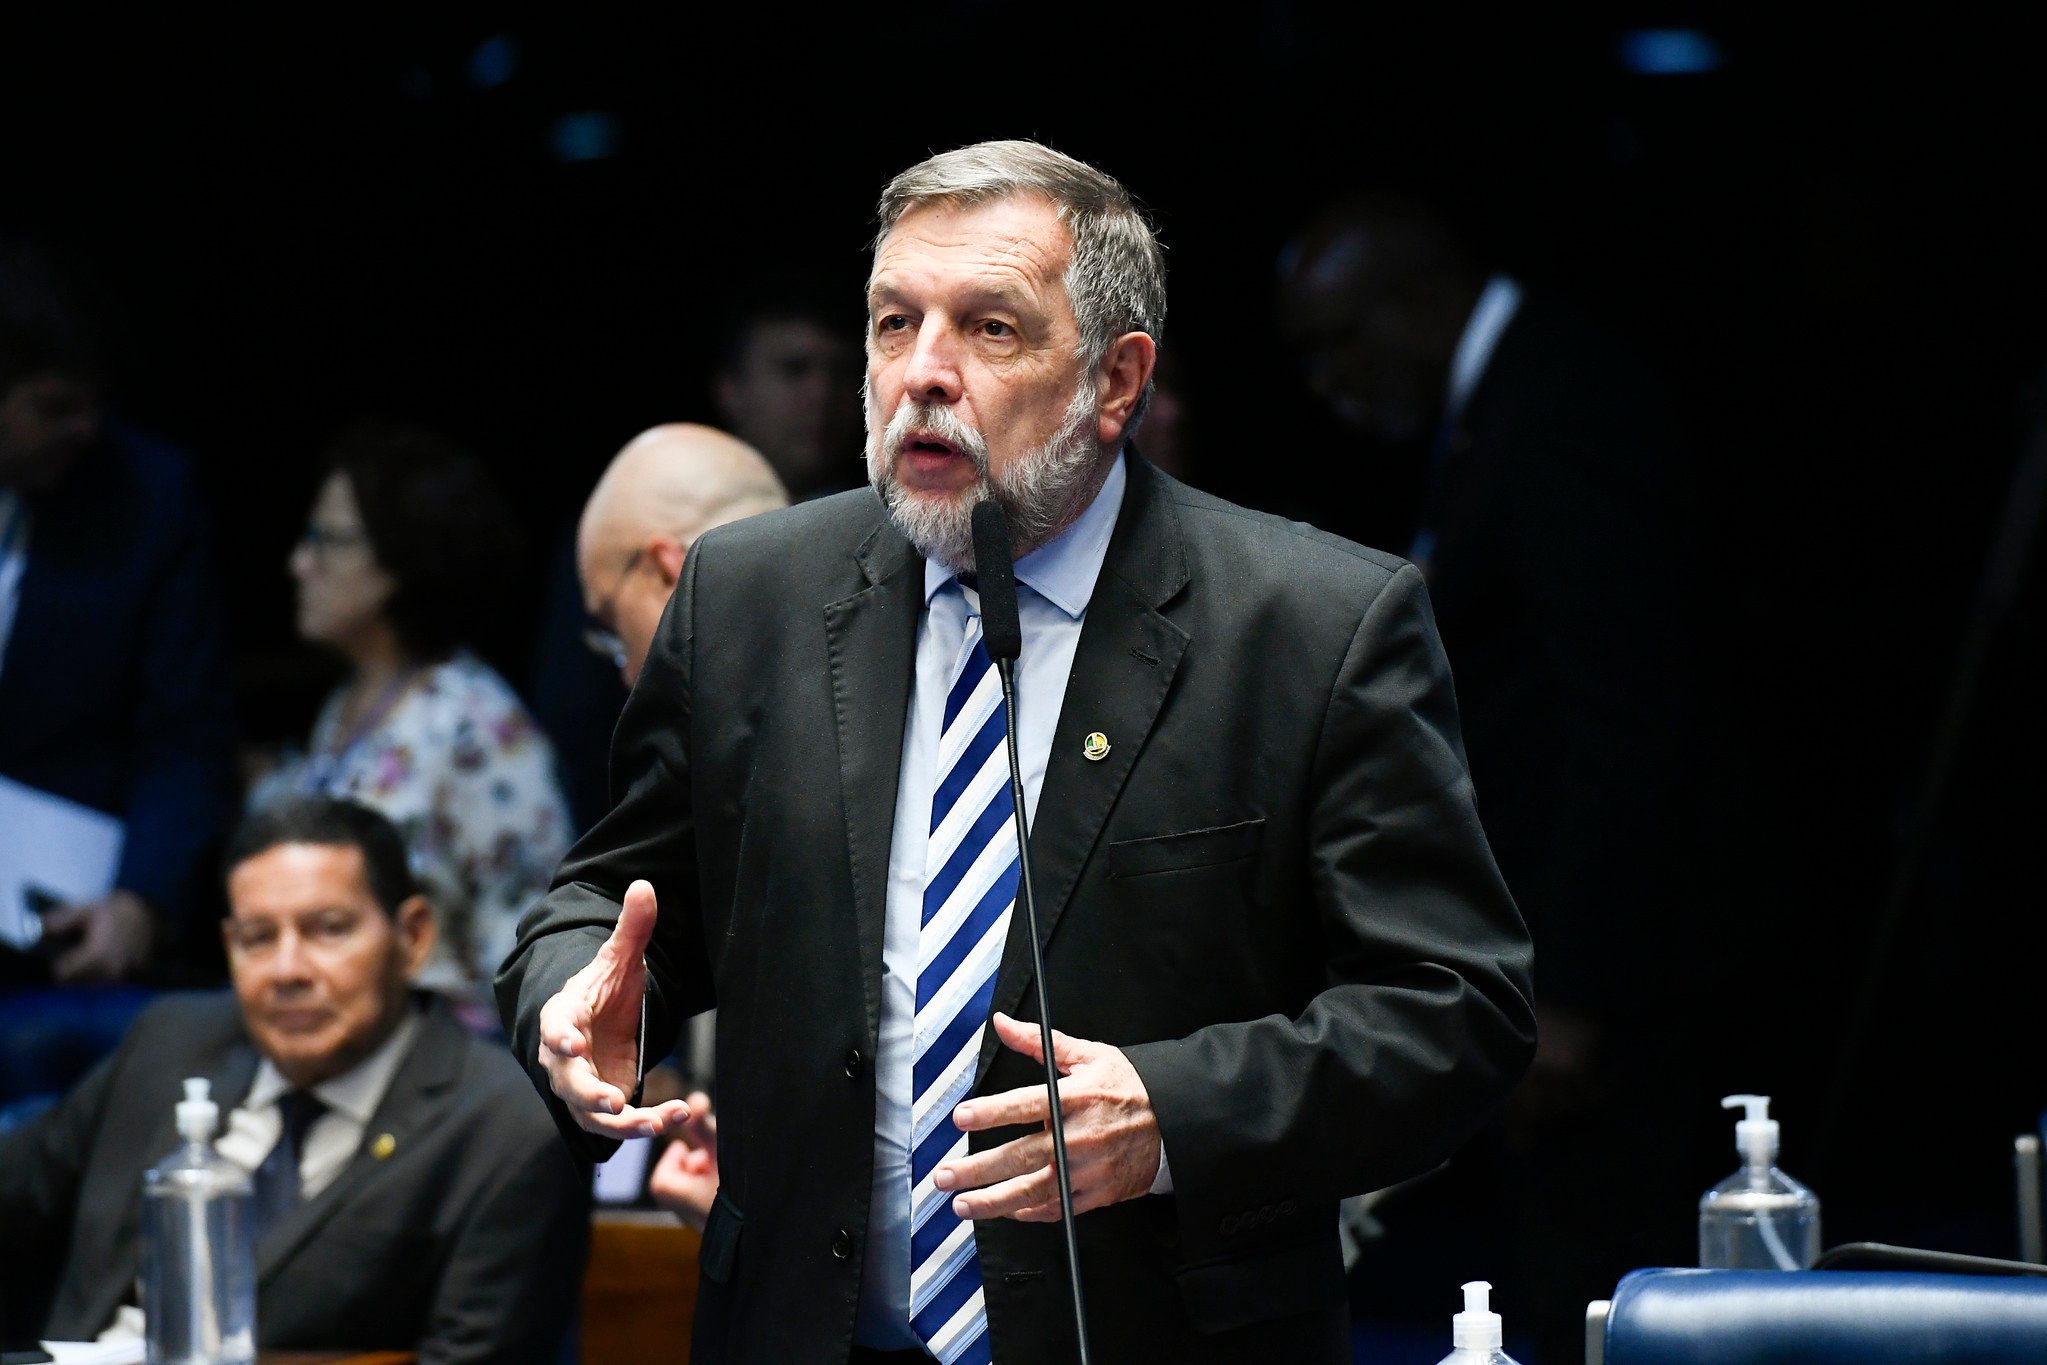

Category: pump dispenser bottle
[1432, 1280, 1523, 1365]
[142, 1077, 256, 1364]
[1698, 1093, 1821, 1270]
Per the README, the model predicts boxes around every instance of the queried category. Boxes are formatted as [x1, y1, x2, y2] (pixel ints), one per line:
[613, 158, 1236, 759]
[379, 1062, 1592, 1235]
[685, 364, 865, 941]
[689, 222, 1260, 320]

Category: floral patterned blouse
[248, 651, 572, 1002]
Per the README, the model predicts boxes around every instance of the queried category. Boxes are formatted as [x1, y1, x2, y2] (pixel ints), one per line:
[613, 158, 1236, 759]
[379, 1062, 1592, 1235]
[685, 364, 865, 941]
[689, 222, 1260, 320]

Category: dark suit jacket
[498, 454, 1534, 1363]
[0, 422, 236, 929]
[0, 991, 590, 1363]
[1418, 292, 1702, 1018]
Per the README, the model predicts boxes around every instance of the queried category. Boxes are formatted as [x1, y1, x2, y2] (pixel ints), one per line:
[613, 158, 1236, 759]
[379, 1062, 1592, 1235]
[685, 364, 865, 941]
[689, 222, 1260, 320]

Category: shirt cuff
[1149, 1138, 1173, 1195]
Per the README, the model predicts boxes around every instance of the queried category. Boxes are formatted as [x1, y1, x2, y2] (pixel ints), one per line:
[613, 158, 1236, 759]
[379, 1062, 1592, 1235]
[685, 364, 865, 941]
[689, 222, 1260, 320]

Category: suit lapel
[825, 518, 922, 1044]
[255, 999, 462, 1284]
[984, 456, 1191, 1064]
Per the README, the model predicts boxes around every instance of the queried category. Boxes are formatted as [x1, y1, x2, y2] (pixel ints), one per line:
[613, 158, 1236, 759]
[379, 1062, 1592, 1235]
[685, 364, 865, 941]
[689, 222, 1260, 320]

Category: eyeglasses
[582, 547, 644, 671]
[297, 522, 370, 563]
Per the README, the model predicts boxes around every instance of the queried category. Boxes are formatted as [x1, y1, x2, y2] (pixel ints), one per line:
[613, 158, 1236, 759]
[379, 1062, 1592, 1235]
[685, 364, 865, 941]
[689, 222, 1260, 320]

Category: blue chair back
[1591, 1267, 2047, 1365]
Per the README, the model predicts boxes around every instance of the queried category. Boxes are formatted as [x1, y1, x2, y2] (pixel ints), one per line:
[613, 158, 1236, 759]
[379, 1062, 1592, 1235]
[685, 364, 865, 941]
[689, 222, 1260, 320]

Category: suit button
[844, 1048, 864, 1079]
[1279, 1198, 1298, 1217]
[832, 1228, 854, 1261]
[1220, 1213, 1241, 1236]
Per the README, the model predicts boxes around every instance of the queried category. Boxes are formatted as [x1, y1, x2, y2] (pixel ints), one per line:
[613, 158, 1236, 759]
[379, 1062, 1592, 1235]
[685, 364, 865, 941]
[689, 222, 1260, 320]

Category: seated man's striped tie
[909, 589, 1017, 1365]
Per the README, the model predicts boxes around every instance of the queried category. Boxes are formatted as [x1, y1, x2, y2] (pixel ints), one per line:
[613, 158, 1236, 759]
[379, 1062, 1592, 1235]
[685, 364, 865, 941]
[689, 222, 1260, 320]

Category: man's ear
[394, 894, 437, 978]
[1095, 331, 1159, 447]
[648, 534, 688, 589]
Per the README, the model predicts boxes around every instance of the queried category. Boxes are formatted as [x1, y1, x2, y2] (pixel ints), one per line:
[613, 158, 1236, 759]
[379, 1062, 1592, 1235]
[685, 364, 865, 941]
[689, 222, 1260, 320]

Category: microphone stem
[996, 658, 1092, 1365]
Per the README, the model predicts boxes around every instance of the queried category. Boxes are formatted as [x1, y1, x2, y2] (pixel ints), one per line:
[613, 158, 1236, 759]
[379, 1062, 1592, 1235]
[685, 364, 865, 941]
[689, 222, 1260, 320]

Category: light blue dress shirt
[854, 453, 1127, 1347]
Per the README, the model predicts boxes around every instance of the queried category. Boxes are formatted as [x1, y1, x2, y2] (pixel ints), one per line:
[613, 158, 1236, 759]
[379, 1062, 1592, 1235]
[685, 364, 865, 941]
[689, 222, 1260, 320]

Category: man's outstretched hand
[537, 879, 691, 1139]
[936, 1012, 1162, 1222]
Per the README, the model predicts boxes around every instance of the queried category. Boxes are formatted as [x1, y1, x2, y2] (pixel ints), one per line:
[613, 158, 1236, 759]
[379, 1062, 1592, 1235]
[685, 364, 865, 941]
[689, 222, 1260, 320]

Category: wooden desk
[582, 1208, 701, 1360]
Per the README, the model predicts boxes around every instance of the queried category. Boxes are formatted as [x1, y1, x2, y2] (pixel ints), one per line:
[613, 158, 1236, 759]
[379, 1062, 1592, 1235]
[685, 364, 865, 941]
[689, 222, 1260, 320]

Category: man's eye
[981, 320, 1012, 337]
[877, 315, 910, 333]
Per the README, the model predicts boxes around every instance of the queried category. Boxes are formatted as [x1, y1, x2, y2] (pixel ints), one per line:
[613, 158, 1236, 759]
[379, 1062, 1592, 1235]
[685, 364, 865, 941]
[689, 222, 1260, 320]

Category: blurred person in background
[532, 276, 857, 833]
[572, 420, 786, 1227]
[0, 795, 590, 1361]
[0, 233, 236, 1105]
[245, 421, 570, 1024]
[1278, 189, 1706, 1362]
[576, 421, 787, 689]
[709, 274, 864, 502]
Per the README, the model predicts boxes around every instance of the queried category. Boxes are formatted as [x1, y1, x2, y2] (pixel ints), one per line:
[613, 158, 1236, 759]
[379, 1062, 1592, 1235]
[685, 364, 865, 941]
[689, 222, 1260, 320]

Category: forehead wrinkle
[870, 207, 1073, 314]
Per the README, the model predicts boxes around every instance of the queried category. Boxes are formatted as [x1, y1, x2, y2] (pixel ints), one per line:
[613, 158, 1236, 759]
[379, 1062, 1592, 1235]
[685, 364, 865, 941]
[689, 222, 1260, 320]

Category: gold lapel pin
[1082, 732, 1110, 762]
[372, 1133, 396, 1160]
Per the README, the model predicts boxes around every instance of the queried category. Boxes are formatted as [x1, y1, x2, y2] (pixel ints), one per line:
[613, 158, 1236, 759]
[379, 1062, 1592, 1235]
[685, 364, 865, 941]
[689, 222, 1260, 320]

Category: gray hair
[873, 140, 1167, 428]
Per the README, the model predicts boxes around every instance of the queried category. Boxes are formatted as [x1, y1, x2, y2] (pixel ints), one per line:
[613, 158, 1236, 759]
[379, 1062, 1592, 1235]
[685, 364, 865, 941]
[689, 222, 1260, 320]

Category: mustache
[881, 399, 990, 475]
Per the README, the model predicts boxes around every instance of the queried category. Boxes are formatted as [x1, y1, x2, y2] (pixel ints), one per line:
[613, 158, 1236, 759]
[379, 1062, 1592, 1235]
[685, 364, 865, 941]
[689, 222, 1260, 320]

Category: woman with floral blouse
[247, 422, 570, 1019]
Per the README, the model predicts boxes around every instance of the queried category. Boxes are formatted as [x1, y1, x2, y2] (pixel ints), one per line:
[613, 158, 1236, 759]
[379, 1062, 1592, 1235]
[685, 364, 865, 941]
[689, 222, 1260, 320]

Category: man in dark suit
[1279, 191, 1706, 1362]
[0, 235, 236, 996]
[0, 796, 590, 1362]
[500, 140, 1534, 1365]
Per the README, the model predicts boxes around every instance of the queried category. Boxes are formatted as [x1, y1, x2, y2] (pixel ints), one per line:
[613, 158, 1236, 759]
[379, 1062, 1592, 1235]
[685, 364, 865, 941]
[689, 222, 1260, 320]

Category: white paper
[0, 773, 124, 951]
[593, 1134, 653, 1203]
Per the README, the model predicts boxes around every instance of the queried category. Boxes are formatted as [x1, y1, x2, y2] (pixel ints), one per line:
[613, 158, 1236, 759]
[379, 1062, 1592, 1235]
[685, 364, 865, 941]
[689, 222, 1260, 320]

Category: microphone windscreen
[971, 500, 1023, 661]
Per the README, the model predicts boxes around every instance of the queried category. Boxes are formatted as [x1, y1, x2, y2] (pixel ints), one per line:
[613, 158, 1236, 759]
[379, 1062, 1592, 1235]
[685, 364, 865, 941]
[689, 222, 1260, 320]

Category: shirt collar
[245, 998, 423, 1126]
[1445, 273, 1524, 426]
[923, 450, 1126, 621]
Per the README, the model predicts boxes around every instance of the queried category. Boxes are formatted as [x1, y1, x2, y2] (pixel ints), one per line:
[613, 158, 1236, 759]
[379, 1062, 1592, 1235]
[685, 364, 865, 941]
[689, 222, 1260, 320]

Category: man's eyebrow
[866, 274, 1034, 309]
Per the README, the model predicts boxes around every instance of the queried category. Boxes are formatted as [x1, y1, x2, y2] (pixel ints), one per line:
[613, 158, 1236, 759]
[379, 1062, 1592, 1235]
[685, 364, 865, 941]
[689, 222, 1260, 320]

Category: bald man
[570, 422, 783, 1230]
[577, 423, 786, 688]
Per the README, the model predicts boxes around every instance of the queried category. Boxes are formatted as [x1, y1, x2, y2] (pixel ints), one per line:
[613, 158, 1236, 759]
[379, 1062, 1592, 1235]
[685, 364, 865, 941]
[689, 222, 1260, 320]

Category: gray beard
[864, 380, 1102, 575]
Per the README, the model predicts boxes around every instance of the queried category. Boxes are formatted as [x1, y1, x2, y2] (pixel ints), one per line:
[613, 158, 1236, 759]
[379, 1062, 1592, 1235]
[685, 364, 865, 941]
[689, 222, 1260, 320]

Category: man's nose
[900, 320, 963, 404]
[268, 930, 313, 985]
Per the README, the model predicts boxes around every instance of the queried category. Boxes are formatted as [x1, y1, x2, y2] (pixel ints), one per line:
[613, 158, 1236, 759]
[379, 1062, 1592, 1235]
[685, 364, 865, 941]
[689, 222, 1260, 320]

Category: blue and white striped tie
[909, 595, 1016, 1365]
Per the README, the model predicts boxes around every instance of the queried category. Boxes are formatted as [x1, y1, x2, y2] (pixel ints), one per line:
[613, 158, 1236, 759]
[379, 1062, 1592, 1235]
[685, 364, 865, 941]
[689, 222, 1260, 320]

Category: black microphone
[971, 500, 1023, 663]
[969, 500, 1092, 1365]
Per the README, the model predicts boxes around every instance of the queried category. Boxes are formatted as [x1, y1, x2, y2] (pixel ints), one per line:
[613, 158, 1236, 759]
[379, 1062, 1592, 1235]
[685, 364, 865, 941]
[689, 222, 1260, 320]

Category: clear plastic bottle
[1698, 1093, 1821, 1270]
[142, 1077, 256, 1365]
[1432, 1279, 1523, 1365]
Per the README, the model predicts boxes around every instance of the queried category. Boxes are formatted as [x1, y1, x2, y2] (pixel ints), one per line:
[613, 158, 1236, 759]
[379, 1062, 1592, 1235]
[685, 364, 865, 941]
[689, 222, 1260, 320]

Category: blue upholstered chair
[1585, 1267, 2047, 1365]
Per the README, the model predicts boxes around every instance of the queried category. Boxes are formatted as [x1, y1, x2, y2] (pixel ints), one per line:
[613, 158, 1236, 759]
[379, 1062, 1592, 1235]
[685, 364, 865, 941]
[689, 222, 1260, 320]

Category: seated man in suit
[0, 795, 591, 1362]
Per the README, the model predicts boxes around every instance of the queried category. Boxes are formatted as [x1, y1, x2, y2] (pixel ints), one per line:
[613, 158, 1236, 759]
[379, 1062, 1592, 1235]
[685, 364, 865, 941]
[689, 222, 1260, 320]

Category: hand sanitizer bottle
[143, 1078, 256, 1364]
[1698, 1093, 1821, 1270]
[1433, 1279, 1523, 1364]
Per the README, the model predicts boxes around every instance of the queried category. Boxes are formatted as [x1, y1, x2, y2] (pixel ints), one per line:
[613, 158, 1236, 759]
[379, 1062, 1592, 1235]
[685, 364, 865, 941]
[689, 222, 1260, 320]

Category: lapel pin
[1082, 732, 1110, 762]
[372, 1133, 396, 1160]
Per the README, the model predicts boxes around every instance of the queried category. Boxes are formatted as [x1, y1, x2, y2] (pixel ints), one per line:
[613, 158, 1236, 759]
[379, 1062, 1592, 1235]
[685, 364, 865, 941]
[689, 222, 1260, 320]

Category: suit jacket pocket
[700, 1190, 743, 1285]
[1174, 1232, 1346, 1335]
[1108, 819, 1264, 879]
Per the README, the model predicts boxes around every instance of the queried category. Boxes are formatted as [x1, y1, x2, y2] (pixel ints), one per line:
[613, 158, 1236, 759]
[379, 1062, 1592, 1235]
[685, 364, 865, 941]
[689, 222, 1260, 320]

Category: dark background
[6, 0, 2043, 1312]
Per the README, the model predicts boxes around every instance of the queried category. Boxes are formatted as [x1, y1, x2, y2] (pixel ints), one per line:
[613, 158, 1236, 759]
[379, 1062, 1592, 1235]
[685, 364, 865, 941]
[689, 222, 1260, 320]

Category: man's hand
[648, 1090, 719, 1230]
[45, 889, 155, 981]
[937, 1012, 1161, 1222]
[537, 880, 691, 1139]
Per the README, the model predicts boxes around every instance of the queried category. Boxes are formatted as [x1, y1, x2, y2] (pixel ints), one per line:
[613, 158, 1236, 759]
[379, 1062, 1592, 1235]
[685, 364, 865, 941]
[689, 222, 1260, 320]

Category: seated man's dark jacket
[0, 422, 235, 928]
[0, 990, 590, 1363]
